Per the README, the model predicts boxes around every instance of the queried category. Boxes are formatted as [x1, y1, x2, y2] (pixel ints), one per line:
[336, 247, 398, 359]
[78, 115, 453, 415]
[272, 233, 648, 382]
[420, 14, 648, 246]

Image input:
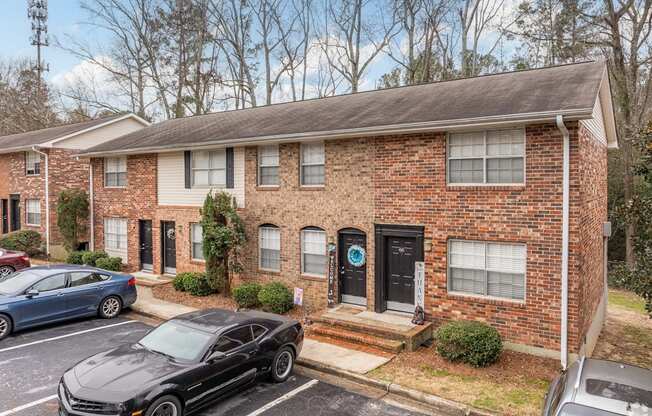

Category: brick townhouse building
[79, 61, 616, 363]
[0, 114, 149, 259]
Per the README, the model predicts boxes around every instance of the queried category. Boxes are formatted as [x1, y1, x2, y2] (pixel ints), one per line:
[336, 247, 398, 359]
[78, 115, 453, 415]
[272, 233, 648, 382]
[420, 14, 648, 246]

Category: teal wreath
[347, 245, 366, 267]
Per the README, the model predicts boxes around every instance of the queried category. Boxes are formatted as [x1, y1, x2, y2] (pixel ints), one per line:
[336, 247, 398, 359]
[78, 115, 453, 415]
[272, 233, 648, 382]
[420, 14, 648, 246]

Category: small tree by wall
[56, 189, 89, 252]
[201, 191, 246, 295]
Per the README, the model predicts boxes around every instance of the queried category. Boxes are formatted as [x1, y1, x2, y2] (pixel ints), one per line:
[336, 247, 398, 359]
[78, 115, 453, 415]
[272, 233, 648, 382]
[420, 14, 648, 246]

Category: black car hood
[72, 344, 184, 392]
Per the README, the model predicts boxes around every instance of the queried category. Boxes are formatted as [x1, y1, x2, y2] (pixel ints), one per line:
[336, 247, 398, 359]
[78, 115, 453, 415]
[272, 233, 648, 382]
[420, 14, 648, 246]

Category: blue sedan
[0, 265, 137, 340]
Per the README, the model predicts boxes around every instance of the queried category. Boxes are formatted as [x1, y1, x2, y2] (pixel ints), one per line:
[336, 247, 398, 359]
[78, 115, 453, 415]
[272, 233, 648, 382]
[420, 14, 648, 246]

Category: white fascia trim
[597, 68, 619, 149]
[44, 113, 151, 148]
[79, 108, 593, 157]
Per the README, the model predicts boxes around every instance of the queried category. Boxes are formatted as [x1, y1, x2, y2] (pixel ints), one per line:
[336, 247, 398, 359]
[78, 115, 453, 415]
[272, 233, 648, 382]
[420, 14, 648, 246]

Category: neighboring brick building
[0, 114, 149, 259]
[81, 62, 616, 362]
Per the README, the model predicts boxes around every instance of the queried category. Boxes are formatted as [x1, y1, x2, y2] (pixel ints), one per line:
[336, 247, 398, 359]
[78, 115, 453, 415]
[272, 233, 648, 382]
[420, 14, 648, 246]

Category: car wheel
[146, 395, 182, 416]
[0, 265, 15, 278]
[98, 296, 122, 319]
[0, 314, 13, 341]
[271, 346, 295, 383]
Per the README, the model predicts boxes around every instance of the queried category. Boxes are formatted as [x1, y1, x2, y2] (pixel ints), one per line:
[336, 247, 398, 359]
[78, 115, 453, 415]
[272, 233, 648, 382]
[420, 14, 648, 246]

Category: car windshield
[138, 321, 213, 362]
[0, 270, 44, 295]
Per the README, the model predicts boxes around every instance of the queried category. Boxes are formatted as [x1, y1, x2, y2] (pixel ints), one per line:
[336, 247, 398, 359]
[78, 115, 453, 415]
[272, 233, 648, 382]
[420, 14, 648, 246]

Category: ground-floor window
[448, 239, 526, 301]
[104, 218, 128, 260]
[25, 199, 41, 226]
[301, 227, 327, 276]
[191, 223, 204, 261]
[259, 225, 280, 271]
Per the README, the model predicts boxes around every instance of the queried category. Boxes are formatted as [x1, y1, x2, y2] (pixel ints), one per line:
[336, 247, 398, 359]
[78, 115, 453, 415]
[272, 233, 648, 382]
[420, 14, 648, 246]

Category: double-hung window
[105, 157, 127, 187]
[448, 240, 526, 301]
[104, 218, 128, 260]
[25, 151, 41, 176]
[259, 225, 280, 271]
[258, 145, 279, 186]
[191, 223, 204, 261]
[192, 150, 226, 187]
[301, 227, 327, 276]
[448, 129, 525, 184]
[26, 199, 41, 226]
[300, 142, 325, 186]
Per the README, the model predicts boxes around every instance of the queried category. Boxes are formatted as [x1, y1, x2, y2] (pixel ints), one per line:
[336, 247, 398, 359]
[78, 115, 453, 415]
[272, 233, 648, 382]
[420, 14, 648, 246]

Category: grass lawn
[368, 289, 652, 416]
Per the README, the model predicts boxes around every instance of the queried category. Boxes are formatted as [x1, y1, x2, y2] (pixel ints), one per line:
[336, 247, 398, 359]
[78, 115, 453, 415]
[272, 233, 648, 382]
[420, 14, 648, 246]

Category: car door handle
[57, 292, 65, 297]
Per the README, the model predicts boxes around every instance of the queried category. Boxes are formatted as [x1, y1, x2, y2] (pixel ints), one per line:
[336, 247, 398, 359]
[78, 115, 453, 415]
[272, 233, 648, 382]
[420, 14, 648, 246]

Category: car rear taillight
[19, 255, 30, 262]
[127, 277, 136, 287]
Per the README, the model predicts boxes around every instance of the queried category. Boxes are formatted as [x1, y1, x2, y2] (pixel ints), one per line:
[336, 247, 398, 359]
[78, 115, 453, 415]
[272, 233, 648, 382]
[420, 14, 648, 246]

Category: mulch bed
[151, 282, 313, 322]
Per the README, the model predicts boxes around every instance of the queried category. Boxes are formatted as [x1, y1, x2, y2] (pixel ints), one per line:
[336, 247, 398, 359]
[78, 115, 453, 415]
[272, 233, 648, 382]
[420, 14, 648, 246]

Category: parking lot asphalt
[0, 315, 429, 416]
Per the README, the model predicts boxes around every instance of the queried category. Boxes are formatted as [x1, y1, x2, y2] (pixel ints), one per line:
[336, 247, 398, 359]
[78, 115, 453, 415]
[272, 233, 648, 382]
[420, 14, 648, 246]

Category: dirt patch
[151, 283, 314, 322]
[368, 345, 559, 415]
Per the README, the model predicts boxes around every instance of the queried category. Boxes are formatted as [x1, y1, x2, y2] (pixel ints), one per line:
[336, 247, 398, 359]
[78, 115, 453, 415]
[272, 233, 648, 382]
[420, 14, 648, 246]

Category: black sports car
[58, 308, 304, 416]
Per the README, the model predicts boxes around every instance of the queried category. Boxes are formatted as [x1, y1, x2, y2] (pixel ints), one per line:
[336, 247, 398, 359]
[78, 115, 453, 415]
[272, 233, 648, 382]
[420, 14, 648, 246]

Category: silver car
[542, 358, 652, 416]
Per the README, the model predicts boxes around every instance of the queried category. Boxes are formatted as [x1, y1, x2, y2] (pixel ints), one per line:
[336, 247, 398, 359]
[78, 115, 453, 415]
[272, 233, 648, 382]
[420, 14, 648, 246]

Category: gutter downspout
[89, 162, 94, 251]
[556, 115, 570, 370]
[31, 146, 50, 257]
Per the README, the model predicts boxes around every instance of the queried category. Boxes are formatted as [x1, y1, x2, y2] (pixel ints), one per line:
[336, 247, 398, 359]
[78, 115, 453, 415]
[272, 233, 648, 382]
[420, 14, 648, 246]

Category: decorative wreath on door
[166, 228, 176, 241]
[347, 245, 366, 267]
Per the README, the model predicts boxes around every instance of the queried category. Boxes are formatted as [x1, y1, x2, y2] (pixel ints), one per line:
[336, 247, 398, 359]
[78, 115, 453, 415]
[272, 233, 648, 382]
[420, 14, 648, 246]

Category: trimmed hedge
[175, 272, 215, 296]
[233, 283, 262, 308]
[0, 230, 42, 256]
[67, 251, 87, 265]
[435, 321, 502, 367]
[81, 251, 108, 267]
[95, 256, 122, 272]
[258, 282, 293, 314]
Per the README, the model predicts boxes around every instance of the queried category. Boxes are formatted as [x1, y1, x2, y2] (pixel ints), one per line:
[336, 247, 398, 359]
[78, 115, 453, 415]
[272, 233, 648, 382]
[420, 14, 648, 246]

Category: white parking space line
[0, 320, 137, 354]
[245, 379, 319, 416]
[0, 395, 57, 416]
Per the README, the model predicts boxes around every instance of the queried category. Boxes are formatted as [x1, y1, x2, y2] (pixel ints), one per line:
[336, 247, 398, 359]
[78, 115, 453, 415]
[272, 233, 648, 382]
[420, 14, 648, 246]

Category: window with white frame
[191, 223, 204, 261]
[301, 227, 327, 276]
[25, 151, 41, 176]
[192, 150, 226, 187]
[448, 129, 525, 184]
[300, 142, 325, 186]
[105, 157, 128, 187]
[258, 145, 279, 186]
[448, 240, 526, 301]
[25, 199, 40, 226]
[104, 218, 128, 260]
[259, 225, 280, 271]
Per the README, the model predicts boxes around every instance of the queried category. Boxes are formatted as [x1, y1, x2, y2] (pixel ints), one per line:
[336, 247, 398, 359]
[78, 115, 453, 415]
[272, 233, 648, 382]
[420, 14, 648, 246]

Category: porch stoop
[309, 305, 433, 353]
[132, 271, 173, 287]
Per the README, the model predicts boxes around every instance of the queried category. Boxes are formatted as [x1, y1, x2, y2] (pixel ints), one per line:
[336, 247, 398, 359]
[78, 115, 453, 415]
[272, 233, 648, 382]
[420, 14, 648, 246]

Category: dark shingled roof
[83, 61, 606, 155]
[0, 114, 124, 151]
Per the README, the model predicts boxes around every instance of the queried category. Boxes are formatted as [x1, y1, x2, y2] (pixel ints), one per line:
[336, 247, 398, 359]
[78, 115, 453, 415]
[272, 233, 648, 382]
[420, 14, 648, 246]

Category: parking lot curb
[296, 357, 495, 416]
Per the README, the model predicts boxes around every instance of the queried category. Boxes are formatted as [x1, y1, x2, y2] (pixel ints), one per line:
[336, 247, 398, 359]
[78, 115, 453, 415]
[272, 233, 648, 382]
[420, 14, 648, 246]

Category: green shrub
[81, 250, 108, 266]
[173, 273, 190, 292]
[233, 283, 262, 308]
[67, 251, 88, 265]
[258, 282, 293, 314]
[95, 256, 122, 271]
[180, 272, 215, 296]
[608, 262, 637, 290]
[0, 230, 42, 256]
[435, 321, 503, 367]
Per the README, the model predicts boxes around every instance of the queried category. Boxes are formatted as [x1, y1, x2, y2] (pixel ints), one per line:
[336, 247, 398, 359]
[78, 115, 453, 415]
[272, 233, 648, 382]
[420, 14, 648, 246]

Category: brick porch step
[310, 324, 405, 353]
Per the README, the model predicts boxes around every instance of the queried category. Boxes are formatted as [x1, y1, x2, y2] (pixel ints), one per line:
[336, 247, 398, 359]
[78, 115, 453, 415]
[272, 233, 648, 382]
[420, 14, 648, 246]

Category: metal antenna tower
[28, 0, 50, 84]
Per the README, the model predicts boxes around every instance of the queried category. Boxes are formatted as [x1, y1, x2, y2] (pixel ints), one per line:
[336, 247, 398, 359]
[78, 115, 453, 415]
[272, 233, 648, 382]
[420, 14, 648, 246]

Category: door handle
[57, 292, 65, 297]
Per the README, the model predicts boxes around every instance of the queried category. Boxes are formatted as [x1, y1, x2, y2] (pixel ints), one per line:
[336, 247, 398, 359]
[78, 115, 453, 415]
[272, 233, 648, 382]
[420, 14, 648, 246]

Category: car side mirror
[207, 351, 226, 362]
[26, 289, 39, 298]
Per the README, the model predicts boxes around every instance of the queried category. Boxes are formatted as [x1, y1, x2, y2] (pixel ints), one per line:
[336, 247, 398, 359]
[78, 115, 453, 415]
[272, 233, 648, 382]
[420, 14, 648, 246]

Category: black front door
[1, 199, 8, 234]
[9, 195, 20, 231]
[139, 220, 153, 271]
[338, 229, 367, 306]
[161, 221, 176, 274]
[386, 236, 417, 310]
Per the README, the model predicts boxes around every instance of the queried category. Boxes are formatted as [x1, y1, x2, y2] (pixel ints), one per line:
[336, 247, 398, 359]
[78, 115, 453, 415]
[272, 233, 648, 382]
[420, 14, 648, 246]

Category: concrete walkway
[298, 339, 392, 374]
[131, 286, 197, 320]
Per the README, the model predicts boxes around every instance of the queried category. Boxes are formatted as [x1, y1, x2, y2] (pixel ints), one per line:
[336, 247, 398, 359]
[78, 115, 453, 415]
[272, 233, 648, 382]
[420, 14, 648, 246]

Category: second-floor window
[105, 156, 127, 187]
[258, 145, 279, 186]
[300, 142, 325, 186]
[26, 199, 41, 226]
[448, 129, 525, 185]
[25, 151, 40, 176]
[192, 150, 226, 187]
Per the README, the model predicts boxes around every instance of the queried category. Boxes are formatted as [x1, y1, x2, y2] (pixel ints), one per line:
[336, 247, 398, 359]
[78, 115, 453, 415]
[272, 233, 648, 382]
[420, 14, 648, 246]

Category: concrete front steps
[309, 305, 433, 354]
[132, 271, 173, 287]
